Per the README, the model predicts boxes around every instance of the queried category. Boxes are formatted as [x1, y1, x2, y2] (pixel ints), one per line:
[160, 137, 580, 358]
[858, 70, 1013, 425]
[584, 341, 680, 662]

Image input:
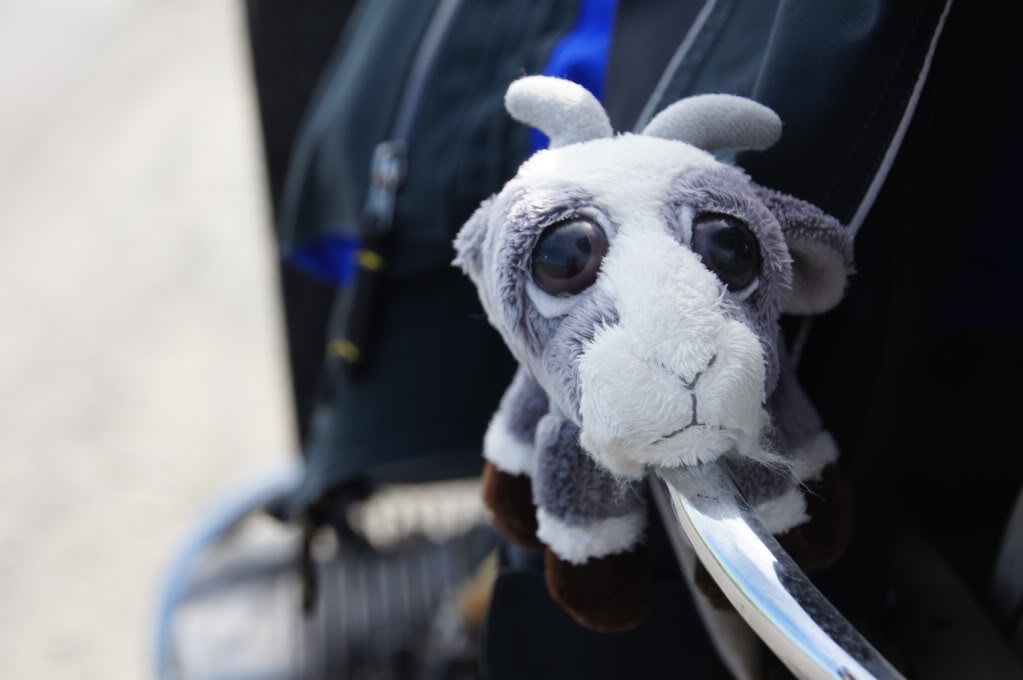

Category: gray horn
[642, 94, 782, 153]
[505, 76, 612, 149]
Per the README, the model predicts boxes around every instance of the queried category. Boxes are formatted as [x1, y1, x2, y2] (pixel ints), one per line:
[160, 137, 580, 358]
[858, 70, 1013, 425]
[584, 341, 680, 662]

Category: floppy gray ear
[453, 195, 496, 279]
[505, 76, 612, 148]
[754, 185, 854, 314]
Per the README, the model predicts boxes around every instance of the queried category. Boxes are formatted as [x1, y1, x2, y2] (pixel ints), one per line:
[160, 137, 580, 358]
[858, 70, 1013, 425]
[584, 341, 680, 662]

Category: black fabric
[631, 0, 780, 127]
[484, 574, 731, 679]
[786, 1, 1023, 650]
[390, 2, 580, 277]
[279, 1, 580, 276]
[282, 0, 581, 508]
[244, 0, 356, 442]
[288, 267, 515, 511]
[485, 504, 732, 680]
[773, 6, 1023, 662]
[244, 0, 358, 214]
[603, 0, 704, 131]
[737, 0, 949, 224]
[278, 0, 441, 257]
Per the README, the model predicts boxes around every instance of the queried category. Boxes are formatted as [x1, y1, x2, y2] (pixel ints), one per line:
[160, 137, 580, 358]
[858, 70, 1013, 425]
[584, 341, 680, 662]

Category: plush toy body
[454, 76, 853, 631]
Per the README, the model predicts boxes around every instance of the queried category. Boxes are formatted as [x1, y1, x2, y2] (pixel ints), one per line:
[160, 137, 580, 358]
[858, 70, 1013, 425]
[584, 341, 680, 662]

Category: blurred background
[0, 2, 291, 677]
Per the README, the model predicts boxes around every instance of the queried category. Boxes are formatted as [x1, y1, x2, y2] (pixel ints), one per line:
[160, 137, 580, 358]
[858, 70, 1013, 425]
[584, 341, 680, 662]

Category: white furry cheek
[576, 326, 689, 479]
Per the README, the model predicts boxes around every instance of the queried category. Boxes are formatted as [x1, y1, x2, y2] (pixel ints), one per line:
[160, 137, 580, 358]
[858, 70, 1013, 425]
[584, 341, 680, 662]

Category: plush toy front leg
[481, 369, 548, 550]
[533, 413, 651, 632]
[481, 462, 543, 550]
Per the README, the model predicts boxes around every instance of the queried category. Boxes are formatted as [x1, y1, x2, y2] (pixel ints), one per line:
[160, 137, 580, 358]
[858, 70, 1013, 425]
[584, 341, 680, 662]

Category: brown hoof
[481, 461, 543, 550]
[778, 464, 854, 571]
[544, 546, 652, 632]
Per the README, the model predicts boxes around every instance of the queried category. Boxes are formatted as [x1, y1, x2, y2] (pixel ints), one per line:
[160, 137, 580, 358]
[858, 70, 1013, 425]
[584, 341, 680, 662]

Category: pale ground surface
[0, 1, 293, 677]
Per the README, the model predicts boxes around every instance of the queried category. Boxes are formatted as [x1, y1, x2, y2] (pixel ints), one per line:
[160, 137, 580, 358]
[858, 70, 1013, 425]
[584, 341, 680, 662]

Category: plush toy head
[455, 76, 852, 481]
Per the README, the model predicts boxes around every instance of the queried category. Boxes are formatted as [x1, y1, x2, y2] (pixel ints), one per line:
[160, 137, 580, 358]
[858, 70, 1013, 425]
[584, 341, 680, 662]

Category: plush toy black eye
[692, 213, 760, 291]
[531, 218, 609, 296]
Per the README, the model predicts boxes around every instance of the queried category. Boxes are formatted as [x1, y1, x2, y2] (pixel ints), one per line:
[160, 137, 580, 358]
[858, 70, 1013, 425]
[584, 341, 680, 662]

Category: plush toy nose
[577, 225, 767, 478]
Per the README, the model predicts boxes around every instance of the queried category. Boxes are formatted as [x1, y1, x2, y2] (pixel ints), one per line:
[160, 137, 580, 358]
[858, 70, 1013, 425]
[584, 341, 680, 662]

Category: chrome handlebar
[652, 463, 905, 680]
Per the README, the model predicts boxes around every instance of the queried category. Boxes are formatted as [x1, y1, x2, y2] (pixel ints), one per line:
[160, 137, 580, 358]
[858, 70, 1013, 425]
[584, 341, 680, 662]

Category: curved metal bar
[152, 461, 304, 680]
[652, 462, 905, 680]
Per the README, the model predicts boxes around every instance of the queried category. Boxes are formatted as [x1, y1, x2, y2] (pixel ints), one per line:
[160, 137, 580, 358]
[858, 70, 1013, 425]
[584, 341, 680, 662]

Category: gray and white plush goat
[454, 76, 853, 631]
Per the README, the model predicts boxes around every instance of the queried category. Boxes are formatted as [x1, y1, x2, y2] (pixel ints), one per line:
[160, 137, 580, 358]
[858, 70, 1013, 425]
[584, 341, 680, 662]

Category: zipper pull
[332, 141, 407, 379]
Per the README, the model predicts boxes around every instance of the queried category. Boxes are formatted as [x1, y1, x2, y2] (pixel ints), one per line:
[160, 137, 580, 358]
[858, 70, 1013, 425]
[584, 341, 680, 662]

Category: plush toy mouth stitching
[645, 353, 718, 390]
[651, 393, 721, 444]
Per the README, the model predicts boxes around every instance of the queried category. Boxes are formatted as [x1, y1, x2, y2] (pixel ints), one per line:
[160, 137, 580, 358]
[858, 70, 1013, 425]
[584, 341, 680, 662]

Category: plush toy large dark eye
[692, 213, 760, 291]
[531, 218, 609, 296]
